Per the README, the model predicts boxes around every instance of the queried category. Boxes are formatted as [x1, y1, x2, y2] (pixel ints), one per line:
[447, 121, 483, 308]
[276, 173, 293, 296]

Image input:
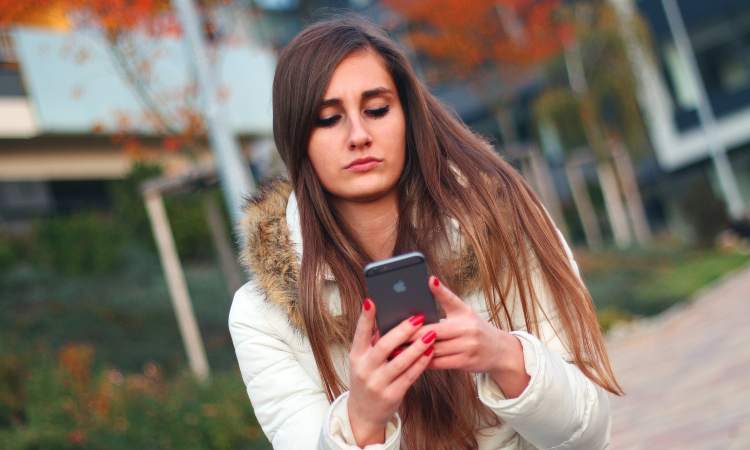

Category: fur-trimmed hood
[240, 179, 303, 330]
[239, 178, 481, 333]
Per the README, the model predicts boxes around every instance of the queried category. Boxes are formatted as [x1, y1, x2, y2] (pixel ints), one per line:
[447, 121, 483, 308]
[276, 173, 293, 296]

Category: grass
[0, 249, 236, 375]
[578, 243, 750, 331]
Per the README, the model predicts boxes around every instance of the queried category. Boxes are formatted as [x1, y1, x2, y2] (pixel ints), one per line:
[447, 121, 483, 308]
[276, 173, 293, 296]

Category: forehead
[323, 49, 395, 99]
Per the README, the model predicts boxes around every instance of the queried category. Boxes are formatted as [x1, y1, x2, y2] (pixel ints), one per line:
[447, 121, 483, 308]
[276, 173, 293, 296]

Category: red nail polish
[390, 347, 403, 359]
[433, 277, 440, 288]
[423, 347, 434, 357]
[408, 314, 425, 326]
[421, 330, 437, 344]
[363, 298, 372, 311]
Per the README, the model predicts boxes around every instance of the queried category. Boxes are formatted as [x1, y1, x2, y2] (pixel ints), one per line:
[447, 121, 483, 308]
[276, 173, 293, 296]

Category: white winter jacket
[229, 180, 612, 450]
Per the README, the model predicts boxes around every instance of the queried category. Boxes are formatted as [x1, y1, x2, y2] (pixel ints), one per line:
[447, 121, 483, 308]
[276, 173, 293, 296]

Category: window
[0, 29, 25, 97]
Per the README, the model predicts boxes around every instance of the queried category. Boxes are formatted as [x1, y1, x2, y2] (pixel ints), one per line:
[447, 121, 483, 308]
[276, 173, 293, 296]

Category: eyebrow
[320, 87, 393, 108]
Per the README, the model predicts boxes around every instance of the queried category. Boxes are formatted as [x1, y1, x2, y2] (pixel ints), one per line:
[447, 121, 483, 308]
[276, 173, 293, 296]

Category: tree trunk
[565, 157, 603, 250]
[597, 160, 632, 248]
[495, 104, 520, 150]
[529, 146, 569, 237]
[611, 140, 652, 245]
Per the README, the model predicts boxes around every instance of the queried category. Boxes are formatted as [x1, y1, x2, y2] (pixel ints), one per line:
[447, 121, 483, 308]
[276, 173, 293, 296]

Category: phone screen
[364, 252, 439, 335]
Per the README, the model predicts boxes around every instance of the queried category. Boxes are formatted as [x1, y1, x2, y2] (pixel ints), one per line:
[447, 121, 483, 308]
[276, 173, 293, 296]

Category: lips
[345, 156, 383, 170]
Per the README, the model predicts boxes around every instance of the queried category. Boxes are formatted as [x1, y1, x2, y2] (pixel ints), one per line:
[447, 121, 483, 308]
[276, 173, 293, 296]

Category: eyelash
[315, 105, 390, 128]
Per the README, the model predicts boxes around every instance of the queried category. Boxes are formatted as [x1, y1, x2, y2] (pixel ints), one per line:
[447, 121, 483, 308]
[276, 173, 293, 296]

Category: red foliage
[70, 0, 174, 38]
[385, 0, 572, 73]
[0, 0, 173, 36]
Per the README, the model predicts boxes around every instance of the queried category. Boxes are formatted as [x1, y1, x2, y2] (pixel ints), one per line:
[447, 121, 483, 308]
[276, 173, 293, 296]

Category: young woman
[229, 16, 623, 450]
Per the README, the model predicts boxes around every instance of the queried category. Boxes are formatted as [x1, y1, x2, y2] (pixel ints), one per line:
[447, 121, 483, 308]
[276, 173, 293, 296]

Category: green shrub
[5, 162, 225, 276]
[677, 175, 730, 246]
[165, 193, 215, 262]
[109, 162, 163, 251]
[0, 344, 269, 450]
[582, 244, 750, 327]
[111, 161, 224, 262]
[0, 237, 15, 271]
[0, 352, 27, 429]
[31, 212, 125, 276]
[596, 307, 634, 333]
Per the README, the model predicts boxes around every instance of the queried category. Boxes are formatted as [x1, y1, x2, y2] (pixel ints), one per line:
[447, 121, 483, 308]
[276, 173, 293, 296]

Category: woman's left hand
[421, 276, 529, 396]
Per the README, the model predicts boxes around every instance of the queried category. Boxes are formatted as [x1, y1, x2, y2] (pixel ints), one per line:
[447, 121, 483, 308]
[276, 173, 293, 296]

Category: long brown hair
[272, 15, 623, 450]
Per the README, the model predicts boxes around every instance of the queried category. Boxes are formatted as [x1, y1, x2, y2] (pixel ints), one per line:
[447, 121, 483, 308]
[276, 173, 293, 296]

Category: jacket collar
[240, 178, 480, 333]
[240, 179, 305, 330]
[285, 188, 303, 263]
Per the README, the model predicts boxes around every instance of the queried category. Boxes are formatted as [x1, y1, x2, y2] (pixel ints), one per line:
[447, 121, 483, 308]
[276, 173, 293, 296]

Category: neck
[333, 190, 399, 261]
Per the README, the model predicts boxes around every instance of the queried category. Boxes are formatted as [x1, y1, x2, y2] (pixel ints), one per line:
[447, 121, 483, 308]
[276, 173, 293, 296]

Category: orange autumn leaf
[0, 0, 171, 36]
[385, 0, 572, 73]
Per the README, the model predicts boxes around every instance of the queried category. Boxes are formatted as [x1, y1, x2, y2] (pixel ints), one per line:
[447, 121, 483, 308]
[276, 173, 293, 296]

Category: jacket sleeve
[228, 281, 402, 450]
[475, 227, 612, 450]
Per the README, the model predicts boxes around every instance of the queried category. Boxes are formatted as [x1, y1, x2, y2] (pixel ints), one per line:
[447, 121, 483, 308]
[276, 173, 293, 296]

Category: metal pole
[661, 0, 746, 220]
[172, 0, 256, 222]
[144, 189, 210, 382]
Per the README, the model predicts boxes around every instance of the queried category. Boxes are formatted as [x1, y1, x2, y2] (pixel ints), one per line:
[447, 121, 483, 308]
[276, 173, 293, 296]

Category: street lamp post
[661, 0, 746, 221]
[172, 0, 256, 223]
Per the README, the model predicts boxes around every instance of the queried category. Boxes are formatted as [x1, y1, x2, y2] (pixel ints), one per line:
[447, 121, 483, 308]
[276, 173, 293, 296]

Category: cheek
[383, 112, 406, 168]
[307, 131, 339, 186]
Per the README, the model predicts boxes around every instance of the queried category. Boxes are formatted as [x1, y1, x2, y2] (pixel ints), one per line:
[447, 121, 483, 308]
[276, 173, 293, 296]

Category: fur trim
[239, 179, 304, 331]
[240, 178, 481, 333]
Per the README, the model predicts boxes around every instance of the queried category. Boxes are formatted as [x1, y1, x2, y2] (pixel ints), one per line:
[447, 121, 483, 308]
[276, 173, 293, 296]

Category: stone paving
[606, 264, 750, 449]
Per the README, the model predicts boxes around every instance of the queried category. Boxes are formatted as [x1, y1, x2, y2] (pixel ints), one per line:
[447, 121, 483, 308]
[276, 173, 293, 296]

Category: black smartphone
[364, 251, 440, 336]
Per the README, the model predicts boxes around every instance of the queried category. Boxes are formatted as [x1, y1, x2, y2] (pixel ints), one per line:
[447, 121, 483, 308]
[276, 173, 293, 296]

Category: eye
[366, 105, 389, 118]
[315, 114, 341, 127]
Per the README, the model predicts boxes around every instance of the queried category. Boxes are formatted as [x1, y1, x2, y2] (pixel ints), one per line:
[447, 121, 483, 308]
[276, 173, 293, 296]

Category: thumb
[428, 276, 467, 316]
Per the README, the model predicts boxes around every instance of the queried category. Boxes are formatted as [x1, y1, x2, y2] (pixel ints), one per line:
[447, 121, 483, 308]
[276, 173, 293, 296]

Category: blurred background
[1, 0, 749, 448]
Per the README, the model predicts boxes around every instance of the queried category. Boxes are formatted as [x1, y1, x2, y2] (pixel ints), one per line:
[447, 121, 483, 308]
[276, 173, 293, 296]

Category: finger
[371, 313, 425, 363]
[351, 298, 376, 355]
[370, 328, 381, 347]
[428, 353, 467, 370]
[382, 330, 437, 383]
[429, 276, 468, 315]
[385, 344, 434, 399]
[411, 319, 466, 342]
[429, 336, 469, 358]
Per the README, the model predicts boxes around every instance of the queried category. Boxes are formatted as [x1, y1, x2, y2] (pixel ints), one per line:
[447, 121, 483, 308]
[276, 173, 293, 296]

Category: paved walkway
[606, 264, 750, 449]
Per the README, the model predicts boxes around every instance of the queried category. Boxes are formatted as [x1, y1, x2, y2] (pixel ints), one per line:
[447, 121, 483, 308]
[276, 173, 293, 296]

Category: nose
[348, 115, 372, 151]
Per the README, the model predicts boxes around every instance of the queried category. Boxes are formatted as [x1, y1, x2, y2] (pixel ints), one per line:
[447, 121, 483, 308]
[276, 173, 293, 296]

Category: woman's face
[307, 49, 406, 203]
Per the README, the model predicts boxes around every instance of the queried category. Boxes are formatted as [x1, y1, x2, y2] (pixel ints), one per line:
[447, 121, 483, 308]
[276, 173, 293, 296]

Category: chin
[331, 179, 397, 203]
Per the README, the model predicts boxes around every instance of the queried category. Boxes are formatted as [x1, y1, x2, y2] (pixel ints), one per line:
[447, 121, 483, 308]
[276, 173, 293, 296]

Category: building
[615, 0, 750, 237]
[0, 11, 276, 222]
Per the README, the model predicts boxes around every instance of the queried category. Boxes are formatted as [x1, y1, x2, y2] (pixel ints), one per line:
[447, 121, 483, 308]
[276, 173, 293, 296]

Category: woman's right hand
[347, 298, 436, 446]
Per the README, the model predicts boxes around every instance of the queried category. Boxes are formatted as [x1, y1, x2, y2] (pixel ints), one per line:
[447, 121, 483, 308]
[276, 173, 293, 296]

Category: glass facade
[639, 0, 750, 131]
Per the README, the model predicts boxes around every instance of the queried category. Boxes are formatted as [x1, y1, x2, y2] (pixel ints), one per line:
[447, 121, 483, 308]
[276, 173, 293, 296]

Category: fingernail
[363, 298, 372, 311]
[421, 330, 437, 344]
[433, 277, 440, 288]
[389, 347, 403, 359]
[408, 314, 425, 326]
[423, 347, 434, 357]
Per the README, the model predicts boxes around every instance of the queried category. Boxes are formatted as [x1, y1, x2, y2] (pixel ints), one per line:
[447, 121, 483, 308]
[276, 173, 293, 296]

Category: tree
[385, 0, 571, 72]
[385, 0, 572, 234]
[533, 1, 653, 247]
[386, 0, 571, 143]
